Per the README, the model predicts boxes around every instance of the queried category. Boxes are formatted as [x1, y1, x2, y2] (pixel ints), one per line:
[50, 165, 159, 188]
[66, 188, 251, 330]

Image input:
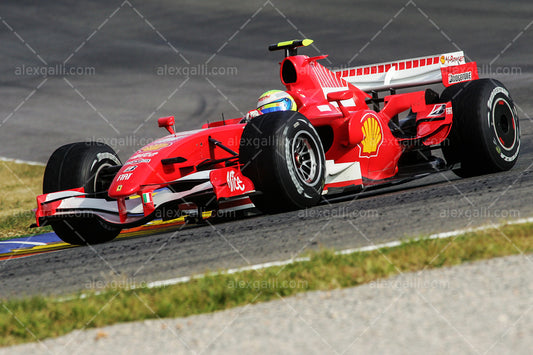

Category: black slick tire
[239, 111, 325, 213]
[43, 142, 122, 245]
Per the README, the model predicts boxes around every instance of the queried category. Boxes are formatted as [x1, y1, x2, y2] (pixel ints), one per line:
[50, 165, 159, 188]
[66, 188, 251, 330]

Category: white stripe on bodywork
[47, 182, 214, 224]
[44, 190, 85, 202]
[325, 160, 362, 185]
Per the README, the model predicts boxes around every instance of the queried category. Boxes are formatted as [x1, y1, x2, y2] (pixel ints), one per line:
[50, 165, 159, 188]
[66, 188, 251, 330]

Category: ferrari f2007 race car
[34, 39, 520, 245]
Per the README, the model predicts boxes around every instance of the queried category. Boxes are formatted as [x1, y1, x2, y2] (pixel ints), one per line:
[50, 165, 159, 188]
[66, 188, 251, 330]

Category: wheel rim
[291, 131, 321, 186]
[93, 162, 113, 193]
[492, 98, 517, 151]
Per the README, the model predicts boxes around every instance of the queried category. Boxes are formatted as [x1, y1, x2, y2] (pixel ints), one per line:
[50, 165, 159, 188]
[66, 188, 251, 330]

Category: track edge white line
[0, 156, 45, 166]
[144, 217, 533, 289]
[57, 217, 533, 302]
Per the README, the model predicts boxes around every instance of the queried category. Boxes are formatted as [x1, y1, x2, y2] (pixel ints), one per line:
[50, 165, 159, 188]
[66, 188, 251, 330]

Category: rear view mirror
[158, 116, 175, 134]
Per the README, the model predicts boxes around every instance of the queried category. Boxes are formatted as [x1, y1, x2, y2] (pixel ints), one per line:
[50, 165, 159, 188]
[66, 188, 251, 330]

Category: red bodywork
[35, 45, 478, 228]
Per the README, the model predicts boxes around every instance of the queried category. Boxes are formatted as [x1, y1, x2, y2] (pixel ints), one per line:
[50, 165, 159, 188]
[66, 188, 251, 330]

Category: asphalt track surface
[0, 1, 532, 298]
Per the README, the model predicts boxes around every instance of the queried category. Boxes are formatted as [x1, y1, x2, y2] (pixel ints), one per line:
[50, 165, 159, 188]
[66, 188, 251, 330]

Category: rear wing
[334, 51, 478, 92]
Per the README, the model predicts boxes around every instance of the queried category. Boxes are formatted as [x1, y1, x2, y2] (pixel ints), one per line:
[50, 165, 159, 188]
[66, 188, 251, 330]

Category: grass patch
[0, 161, 52, 240]
[1, 222, 531, 347]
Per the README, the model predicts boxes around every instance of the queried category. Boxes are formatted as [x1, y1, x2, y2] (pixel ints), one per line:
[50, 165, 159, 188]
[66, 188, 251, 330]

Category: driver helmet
[256, 90, 297, 113]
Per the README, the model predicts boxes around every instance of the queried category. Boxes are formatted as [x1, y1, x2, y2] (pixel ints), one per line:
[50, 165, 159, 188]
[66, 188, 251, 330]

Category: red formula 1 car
[34, 39, 520, 245]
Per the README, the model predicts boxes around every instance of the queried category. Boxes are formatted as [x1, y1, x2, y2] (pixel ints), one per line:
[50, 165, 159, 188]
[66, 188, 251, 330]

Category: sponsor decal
[448, 71, 472, 84]
[124, 159, 150, 166]
[130, 151, 159, 159]
[446, 107, 453, 115]
[360, 114, 383, 157]
[123, 165, 137, 172]
[428, 104, 446, 117]
[116, 185, 123, 192]
[116, 173, 132, 181]
[141, 142, 171, 151]
[440, 54, 465, 66]
[227, 170, 245, 192]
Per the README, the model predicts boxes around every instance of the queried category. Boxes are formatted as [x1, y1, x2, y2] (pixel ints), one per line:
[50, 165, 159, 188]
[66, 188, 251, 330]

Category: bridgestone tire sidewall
[277, 118, 326, 208]
[240, 111, 325, 212]
[479, 85, 520, 170]
[442, 79, 520, 176]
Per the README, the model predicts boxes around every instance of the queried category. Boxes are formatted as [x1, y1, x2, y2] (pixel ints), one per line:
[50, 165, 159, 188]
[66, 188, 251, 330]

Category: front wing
[35, 167, 256, 228]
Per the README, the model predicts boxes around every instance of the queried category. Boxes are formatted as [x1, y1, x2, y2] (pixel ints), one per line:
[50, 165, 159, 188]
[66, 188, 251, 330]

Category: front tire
[441, 79, 520, 177]
[43, 142, 122, 245]
[239, 111, 325, 213]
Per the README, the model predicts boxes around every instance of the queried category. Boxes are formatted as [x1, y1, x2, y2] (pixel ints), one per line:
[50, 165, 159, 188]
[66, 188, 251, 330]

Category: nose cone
[107, 129, 208, 199]
[107, 146, 168, 198]
[108, 164, 142, 198]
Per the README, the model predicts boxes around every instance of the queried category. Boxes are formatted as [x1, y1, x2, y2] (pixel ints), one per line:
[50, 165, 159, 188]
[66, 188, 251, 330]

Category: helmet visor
[259, 98, 294, 113]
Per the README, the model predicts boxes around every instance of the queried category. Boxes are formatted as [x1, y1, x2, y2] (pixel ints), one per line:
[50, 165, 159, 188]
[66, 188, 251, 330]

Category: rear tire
[43, 142, 122, 245]
[441, 79, 520, 177]
[239, 111, 325, 213]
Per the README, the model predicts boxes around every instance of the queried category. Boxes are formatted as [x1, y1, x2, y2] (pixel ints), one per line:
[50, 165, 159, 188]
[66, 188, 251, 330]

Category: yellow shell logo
[440, 55, 445, 64]
[141, 142, 170, 151]
[360, 115, 382, 157]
